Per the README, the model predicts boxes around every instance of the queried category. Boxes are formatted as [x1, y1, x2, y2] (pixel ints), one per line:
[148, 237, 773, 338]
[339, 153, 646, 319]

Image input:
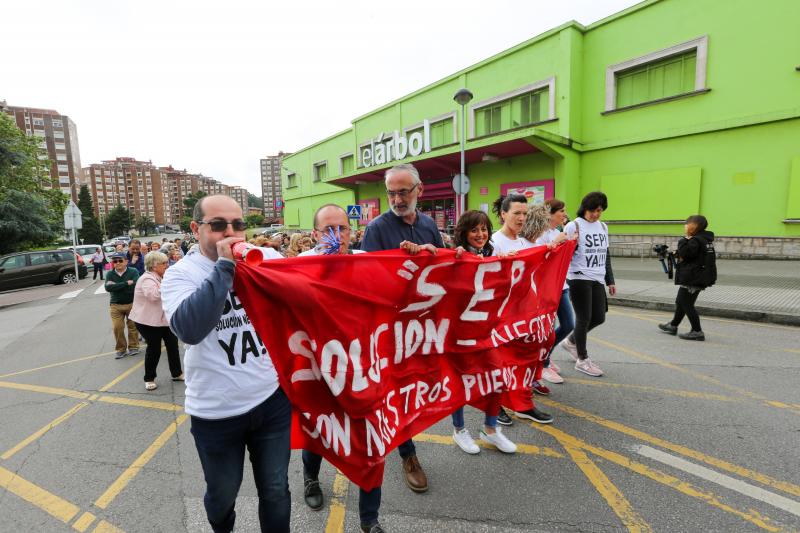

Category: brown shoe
[401, 454, 428, 493]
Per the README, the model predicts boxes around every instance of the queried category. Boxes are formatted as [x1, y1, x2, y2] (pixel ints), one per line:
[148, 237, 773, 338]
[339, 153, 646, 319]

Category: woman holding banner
[449, 210, 517, 455]
[523, 200, 576, 386]
[490, 194, 554, 426]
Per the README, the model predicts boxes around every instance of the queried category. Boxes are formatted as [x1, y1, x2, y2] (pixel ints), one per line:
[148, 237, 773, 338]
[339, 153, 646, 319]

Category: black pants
[92, 263, 104, 280]
[671, 287, 702, 332]
[135, 322, 182, 381]
[567, 279, 607, 360]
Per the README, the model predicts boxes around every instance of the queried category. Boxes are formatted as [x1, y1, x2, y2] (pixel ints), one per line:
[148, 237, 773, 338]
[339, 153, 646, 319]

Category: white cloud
[2, 0, 639, 195]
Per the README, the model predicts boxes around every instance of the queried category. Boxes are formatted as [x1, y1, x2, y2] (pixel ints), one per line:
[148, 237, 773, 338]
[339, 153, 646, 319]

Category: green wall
[280, 0, 800, 238]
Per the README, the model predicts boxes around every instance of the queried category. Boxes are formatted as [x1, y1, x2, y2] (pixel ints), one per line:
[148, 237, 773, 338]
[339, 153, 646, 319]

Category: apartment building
[260, 152, 290, 221]
[2, 101, 83, 201]
[83, 158, 166, 224]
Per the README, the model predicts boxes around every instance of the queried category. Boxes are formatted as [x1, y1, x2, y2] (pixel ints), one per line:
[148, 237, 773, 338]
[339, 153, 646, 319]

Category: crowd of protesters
[119, 160, 713, 533]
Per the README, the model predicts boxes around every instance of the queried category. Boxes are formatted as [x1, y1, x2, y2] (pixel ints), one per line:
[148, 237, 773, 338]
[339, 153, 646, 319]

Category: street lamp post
[453, 88, 473, 220]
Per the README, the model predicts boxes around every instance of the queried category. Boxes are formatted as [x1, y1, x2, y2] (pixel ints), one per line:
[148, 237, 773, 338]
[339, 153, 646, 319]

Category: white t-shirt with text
[564, 218, 609, 285]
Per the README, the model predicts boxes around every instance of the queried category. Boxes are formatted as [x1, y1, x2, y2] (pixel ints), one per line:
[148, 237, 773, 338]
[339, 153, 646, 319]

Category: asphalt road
[0, 278, 798, 533]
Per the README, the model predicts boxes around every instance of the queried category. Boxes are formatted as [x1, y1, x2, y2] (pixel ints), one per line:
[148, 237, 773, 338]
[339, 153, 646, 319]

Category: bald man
[161, 195, 290, 533]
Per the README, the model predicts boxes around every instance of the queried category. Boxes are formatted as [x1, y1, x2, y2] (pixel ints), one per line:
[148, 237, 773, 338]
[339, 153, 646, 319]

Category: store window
[474, 87, 549, 137]
[615, 50, 697, 109]
[605, 35, 708, 112]
[313, 162, 327, 182]
[340, 154, 355, 175]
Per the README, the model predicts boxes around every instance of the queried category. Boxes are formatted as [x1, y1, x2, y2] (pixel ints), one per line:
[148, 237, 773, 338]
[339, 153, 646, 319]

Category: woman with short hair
[130, 251, 183, 391]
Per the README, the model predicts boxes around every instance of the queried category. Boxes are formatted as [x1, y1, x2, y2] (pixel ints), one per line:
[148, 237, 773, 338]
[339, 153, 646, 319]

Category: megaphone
[232, 242, 264, 266]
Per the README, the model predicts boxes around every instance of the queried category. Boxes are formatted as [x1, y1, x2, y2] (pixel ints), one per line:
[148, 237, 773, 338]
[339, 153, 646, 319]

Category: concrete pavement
[609, 257, 800, 326]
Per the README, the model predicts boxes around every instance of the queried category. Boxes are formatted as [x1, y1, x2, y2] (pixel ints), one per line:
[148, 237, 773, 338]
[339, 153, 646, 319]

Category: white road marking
[94, 285, 107, 295]
[58, 289, 84, 300]
[633, 444, 800, 518]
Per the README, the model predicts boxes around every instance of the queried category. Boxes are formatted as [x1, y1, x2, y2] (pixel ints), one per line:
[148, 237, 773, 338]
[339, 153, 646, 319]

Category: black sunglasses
[112, 259, 124, 263]
[196, 218, 247, 232]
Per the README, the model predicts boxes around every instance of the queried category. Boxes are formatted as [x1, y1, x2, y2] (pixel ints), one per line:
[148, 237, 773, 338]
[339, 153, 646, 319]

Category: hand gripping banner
[234, 242, 575, 490]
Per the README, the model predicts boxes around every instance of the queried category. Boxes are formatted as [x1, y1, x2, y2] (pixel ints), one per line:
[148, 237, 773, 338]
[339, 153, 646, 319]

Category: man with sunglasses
[360, 163, 444, 497]
[105, 252, 141, 359]
[161, 195, 289, 533]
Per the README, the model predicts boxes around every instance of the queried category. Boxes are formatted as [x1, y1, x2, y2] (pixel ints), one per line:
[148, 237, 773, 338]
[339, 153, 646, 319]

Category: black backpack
[694, 235, 717, 288]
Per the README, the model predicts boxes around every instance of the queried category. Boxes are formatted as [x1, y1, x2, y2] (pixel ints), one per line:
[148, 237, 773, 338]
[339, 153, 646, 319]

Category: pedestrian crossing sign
[346, 205, 362, 220]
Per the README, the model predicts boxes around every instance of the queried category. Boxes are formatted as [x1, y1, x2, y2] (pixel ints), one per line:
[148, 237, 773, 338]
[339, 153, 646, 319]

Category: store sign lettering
[361, 120, 430, 168]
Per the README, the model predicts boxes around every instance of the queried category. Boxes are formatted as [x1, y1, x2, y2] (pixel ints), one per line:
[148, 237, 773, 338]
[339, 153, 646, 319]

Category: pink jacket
[129, 271, 168, 327]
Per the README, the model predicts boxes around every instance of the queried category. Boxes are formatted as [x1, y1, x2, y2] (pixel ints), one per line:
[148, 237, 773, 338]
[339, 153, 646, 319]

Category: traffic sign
[452, 173, 471, 195]
[346, 205, 362, 220]
[63, 201, 82, 230]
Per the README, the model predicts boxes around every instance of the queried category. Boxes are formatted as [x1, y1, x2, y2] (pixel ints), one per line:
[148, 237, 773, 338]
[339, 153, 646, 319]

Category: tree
[135, 214, 156, 236]
[183, 191, 207, 218]
[0, 190, 59, 255]
[105, 204, 132, 238]
[248, 192, 262, 208]
[0, 113, 68, 252]
[77, 185, 104, 243]
[245, 213, 265, 228]
[178, 215, 193, 233]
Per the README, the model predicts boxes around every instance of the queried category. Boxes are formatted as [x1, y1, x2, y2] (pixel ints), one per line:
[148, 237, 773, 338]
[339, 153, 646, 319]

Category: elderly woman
[129, 251, 183, 391]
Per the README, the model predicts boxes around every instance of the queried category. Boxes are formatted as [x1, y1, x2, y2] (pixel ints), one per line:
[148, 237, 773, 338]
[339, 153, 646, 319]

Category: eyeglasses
[112, 259, 124, 263]
[196, 218, 247, 232]
[386, 183, 419, 198]
[316, 225, 350, 234]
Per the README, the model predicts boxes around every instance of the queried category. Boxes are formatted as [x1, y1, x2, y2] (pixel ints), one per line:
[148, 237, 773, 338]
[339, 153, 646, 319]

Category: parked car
[112, 235, 131, 244]
[60, 245, 104, 267]
[0, 250, 88, 291]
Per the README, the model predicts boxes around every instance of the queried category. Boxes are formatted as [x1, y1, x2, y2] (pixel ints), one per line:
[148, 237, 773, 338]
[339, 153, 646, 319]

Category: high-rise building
[261, 152, 289, 221]
[83, 157, 166, 224]
[2, 101, 83, 201]
[229, 186, 249, 214]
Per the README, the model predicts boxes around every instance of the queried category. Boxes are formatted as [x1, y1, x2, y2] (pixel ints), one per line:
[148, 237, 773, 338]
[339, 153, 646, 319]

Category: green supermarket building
[280, 0, 800, 258]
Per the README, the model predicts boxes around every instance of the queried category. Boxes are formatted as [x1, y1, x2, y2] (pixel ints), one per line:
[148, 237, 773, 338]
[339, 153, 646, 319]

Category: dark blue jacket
[360, 210, 444, 252]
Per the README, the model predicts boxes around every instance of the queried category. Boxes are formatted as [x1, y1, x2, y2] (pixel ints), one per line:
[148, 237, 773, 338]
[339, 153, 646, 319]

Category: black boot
[303, 474, 323, 510]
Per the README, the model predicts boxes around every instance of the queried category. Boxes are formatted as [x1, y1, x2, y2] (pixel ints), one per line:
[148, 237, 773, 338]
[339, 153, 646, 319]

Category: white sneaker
[453, 428, 480, 454]
[575, 357, 603, 377]
[479, 428, 517, 454]
[542, 367, 564, 384]
[560, 337, 579, 361]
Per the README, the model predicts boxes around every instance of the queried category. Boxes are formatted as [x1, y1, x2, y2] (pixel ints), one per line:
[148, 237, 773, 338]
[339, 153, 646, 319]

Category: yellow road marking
[72, 511, 97, 532]
[557, 439, 651, 532]
[592, 337, 800, 415]
[0, 351, 116, 379]
[567, 378, 740, 403]
[98, 361, 144, 392]
[534, 425, 782, 532]
[94, 414, 188, 509]
[537, 397, 800, 499]
[324, 469, 350, 533]
[0, 380, 90, 400]
[414, 431, 564, 458]
[2, 402, 90, 459]
[0, 464, 80, 523]
[96, 395, 183, 412]
[91, 520, 125, 533]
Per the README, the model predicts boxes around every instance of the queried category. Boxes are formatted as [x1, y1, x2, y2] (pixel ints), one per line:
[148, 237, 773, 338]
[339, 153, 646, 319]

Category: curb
[609, 296, 800, 327]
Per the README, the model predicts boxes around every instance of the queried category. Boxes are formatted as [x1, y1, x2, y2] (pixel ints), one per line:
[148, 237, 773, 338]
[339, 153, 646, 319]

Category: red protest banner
[234, 242, 574, 490]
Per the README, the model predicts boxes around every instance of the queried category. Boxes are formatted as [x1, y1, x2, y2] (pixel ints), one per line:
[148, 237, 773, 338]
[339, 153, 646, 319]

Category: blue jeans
[546, 288, 575, 368]
[190, 389, 292, 533]
[302, 450, 382, 526]
[451, 408, 497, 429]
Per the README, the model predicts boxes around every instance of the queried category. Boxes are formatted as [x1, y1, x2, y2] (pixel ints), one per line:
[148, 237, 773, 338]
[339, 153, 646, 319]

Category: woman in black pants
[560, 192, 616, 377]
[659, 215, 715, 341]
[129, 251, 183, 390]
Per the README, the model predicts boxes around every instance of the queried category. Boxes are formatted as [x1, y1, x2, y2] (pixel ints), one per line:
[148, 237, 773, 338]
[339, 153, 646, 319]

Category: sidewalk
[609, 257, 800, 326]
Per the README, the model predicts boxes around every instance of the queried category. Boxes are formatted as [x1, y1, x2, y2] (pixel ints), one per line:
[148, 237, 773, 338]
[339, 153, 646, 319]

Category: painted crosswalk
[57, 289, 84, 300]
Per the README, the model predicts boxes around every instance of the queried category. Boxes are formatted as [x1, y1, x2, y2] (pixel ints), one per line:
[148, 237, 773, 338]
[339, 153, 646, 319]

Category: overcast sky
[3, 0, 639, 195]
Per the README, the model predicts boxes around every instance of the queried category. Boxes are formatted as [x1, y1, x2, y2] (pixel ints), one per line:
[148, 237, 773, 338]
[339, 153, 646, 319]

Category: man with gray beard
[360, 163, 443, 501]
